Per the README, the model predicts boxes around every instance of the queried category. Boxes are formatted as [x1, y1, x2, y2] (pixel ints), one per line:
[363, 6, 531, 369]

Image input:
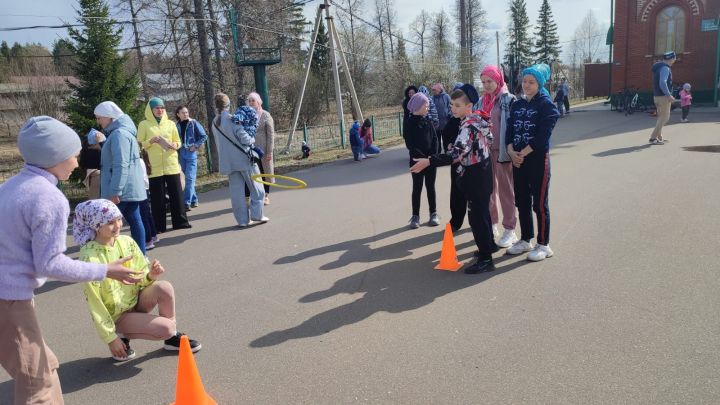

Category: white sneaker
[251, 216, 269, 224]
[527, 244, 554, 262]
[492, 224, 499, 238]
[507, 240, 533, 255]
[497, 229, 518, 248]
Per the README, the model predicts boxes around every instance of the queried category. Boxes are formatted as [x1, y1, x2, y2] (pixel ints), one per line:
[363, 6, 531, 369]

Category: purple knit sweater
[0, 165, 107, 300]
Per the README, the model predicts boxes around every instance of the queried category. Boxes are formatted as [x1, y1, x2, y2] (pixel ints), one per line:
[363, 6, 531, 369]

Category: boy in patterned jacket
[411, 84, 499, 274]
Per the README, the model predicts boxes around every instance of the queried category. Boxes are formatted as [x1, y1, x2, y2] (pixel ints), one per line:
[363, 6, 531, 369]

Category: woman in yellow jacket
[137, 97, 191, 232]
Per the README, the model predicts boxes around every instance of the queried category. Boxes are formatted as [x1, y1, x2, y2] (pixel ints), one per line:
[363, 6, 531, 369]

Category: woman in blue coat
[94, 101, 148, 253]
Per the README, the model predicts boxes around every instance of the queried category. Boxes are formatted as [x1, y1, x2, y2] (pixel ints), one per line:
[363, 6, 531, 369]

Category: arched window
[655, 6, 685, 54]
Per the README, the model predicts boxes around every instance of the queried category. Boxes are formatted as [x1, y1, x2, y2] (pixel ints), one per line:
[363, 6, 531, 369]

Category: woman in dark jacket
[402, 85, 419, 122]
[402, 92, 439, 229]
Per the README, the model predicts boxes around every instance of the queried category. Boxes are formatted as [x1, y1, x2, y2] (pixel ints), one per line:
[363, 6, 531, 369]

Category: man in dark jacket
[649, 51, 677, 144]
[432, 83, 452, 151]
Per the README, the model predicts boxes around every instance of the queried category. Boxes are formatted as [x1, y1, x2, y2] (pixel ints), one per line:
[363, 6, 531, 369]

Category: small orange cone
[171, 335, 217, 405]
[434, 223, 463, 271]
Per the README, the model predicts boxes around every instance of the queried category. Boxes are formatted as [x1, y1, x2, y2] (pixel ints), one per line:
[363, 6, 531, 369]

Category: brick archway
[638, 0, 701, 22]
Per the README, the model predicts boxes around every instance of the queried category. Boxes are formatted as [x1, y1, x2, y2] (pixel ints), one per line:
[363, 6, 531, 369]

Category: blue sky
[0, 0, 611, 61]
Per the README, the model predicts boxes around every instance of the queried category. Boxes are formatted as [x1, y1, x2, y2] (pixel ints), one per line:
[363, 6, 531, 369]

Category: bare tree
[192, 0, 218, 171]
[575, 10, 607, 64]
[410, 10, 430, 62]
[383, 0, 395, 60]
[206, 0, 226, 91]
[374, 0, 387, 63]
[119, 0, 151, 100]
[431, 9, 452, 62]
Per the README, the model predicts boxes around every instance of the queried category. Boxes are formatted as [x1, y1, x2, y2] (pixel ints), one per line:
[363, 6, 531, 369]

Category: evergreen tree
[52, 39, 76, 76]
[533, 0, 561, 64]
[0, 41, 10, 59]
[396, 33, 408, 62]
[504, 0, 532, 87]
[65, 0, 140, 135]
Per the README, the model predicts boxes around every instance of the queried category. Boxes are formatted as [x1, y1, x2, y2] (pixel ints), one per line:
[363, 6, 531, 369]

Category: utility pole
[324, 0, 346, 146]
[608, 0, 614, 99]
[714, 14, 720, 107]
[496, 31, 500, 67]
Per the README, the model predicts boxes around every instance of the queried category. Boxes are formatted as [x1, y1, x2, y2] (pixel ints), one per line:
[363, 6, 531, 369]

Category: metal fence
[0, 112, 403, 199]
[273, 112, 403, 156]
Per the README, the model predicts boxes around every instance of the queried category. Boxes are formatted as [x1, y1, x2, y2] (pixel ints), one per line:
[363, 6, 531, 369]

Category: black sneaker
[112, 338, 137, 362]
[464, 259, 495, 274]
[164, 332, 202, 353]
[185, 204, 192, 212]
[190, 202, 198, 208]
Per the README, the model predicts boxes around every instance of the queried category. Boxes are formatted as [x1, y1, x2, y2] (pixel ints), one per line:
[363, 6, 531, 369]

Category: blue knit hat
[149, 97, 165, 108]
[522, 63, 551, 96]
[17, 116, 81, 168]
[459, 83, 480, 105]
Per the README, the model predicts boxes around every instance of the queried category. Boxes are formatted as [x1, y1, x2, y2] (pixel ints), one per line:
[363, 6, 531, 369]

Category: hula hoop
[251, 173, 307, 189]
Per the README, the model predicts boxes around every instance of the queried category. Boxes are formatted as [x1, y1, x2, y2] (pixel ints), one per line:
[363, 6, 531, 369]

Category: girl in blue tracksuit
[505, 64, 560, 262]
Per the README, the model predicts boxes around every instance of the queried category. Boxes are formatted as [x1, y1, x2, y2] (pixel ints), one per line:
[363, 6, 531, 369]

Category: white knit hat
[93, 101, 124, 119]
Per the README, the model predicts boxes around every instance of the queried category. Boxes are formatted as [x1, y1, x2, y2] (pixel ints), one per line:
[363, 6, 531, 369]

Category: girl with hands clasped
[505, 64, 560, 262]
[74, 199, 201, 362]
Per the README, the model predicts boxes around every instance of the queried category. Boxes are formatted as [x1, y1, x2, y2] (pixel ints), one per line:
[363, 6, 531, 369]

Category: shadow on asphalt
[0, 349, 175, 401]
[153, 225, 240, 248]
[35, 280, 73, 295]
[275, 227, 471, 270]
[591, 143, 653, 157]
[251, 248, 530, 348]
[682, 145, 720, 153]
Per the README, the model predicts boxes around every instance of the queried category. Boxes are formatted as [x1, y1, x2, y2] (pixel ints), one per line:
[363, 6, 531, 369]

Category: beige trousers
[651, 96, 671, 140]
[0, 299, 64, 405]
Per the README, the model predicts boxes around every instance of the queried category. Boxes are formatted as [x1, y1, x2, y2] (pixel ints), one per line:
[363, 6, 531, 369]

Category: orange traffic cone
[171, 335, 217, 405]
[434, 223, 463, 271]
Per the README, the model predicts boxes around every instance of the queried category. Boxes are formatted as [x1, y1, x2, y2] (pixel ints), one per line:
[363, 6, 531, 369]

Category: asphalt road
[2, 103, 720, 404]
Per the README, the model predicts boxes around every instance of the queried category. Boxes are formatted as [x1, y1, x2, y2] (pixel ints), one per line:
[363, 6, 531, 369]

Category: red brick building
[611, 0, 720, 103]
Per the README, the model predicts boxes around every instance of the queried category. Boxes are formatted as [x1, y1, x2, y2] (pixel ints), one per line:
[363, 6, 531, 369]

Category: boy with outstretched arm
[411, 84, 498, 274]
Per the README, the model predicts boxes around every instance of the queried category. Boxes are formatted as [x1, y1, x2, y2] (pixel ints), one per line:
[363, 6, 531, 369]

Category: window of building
[655, 6, 685, 54]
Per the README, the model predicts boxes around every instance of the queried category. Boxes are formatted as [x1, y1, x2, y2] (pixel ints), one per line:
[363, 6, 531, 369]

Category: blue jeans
[117, 201, 146, 254]
[351, 139, 364, 160]
[364, 144, 380, 155]
[179, 149, 198, 205]
[139, 196, 156, 243]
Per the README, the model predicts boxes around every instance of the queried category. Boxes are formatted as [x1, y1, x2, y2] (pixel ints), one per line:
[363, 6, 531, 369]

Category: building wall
[612, 0, 719, 101]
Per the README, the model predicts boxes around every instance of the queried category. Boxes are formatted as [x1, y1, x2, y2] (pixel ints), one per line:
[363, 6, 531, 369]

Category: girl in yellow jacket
[74, 199, 201, 362]
[137, 97, 191, 232]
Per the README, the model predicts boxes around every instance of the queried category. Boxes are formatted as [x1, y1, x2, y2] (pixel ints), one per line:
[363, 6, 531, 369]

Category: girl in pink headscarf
[479, 65, 518, 249]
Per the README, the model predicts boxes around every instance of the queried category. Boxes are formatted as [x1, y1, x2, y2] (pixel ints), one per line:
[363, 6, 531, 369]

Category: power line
[0, 8, 479, 67]
[327, 0, 422, 47]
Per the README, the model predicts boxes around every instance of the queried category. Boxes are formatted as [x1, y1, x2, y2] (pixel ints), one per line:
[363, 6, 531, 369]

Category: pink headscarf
[247, 92, 264, 116]
[480, 65, 508, 116]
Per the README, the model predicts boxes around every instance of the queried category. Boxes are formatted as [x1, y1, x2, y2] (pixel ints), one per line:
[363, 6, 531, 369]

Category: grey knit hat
[17, 116, 81, 168]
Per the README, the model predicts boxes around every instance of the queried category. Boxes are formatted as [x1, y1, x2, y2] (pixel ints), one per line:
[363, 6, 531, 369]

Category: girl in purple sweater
[0, 116, 141, 404]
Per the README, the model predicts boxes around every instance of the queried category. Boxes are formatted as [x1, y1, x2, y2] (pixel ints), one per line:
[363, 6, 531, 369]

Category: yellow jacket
[137, 102, 181, 178]
[79, 235, 153, 344]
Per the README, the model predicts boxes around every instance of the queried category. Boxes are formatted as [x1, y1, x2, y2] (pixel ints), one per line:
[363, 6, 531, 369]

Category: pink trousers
[115, 280, 176, 341]
[489, 148, 517, 230]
